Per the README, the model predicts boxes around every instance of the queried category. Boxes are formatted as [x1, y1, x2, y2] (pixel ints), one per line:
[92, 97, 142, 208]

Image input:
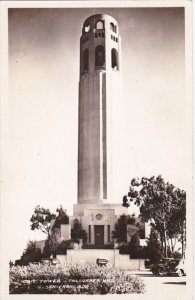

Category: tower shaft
[78, 14, 123, 205]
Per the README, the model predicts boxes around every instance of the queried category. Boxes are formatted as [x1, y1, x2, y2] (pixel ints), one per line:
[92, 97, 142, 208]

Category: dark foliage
[123, 175, 186, 257]
[145, 228, 163, 263]
[19, 248, 42, 266]
[71, 219, 87, 242]
[112, 214, 139, 242]
[53, 206, 69, 228]
[30, 205, 56, 236]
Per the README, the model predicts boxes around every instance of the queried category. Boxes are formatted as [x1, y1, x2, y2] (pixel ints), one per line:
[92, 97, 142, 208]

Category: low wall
[56, 250, 145, 270]
[115, 254, 145, 270]
[67, 249, 118, 266]
[130, 259, 145, 270]
[56, 255, 67, 264]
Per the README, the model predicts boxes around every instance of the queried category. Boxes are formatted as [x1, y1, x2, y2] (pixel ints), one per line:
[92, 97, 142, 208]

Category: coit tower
[78, 14, 126, 207]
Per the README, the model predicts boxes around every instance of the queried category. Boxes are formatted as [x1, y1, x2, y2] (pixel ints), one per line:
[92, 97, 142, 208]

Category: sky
[3, 6, 190, 261]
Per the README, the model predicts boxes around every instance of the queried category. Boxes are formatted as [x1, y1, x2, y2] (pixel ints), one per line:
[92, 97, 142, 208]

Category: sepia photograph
[0, 1, 193, 299]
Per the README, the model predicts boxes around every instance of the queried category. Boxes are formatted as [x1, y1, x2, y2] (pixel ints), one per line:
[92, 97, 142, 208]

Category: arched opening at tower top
[83, 49, 89, 72]
[96, 21, 104, 30]
[84, 24, 90, 32]
[111, 48, 119, 70]
[95, 45, 105, 69]
[110, 22, 117, 33]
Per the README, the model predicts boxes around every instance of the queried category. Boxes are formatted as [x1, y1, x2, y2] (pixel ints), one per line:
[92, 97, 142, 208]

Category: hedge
[10, 263, 145, 294]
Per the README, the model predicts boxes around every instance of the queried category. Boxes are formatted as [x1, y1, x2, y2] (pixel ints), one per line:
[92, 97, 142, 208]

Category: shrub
[71, 219, 87, 243]
[19, 249, 42, 266]
[172, 251, 182, 259]
[10, 263, 145, 294]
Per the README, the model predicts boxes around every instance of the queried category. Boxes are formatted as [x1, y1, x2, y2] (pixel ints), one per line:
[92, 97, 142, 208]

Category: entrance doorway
[94, 225, 104, 245]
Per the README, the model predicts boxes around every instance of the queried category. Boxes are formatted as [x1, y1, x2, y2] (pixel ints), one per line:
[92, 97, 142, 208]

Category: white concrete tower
[78, 14, 125, 207]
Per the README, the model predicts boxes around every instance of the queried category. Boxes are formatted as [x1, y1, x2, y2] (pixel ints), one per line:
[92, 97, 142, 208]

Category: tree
[112, 214, 128, 242]
[30, 205, 69, 234]
[30, 205, 70, 257]
[30, 205, 56, 237]
[166, 191, 186, 256]
[53, 206, 69, 228]
[129, 232, 140, 258]
[43, 234, 59, 257]
[71, 219, 87, 243]
[112, 214, 139, 243]
[145, 228, 162, 263]
[56, 240, 73, 254]
[123, 175, 186, 257]
[23, 240, 36, 255]
[20, 240, 41, 265]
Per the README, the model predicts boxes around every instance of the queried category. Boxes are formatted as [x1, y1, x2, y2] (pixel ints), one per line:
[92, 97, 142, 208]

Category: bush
[55, 240, 74, 255]
[71, 219, 87, 243]
[18, 249, 42, 266]
[119, 243, 148, 258]
[10, 263, 145, 294]
[172, 251, 182, 259]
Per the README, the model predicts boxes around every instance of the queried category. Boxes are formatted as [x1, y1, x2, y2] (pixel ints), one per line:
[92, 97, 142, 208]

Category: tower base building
[73, 204, 128, 246]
